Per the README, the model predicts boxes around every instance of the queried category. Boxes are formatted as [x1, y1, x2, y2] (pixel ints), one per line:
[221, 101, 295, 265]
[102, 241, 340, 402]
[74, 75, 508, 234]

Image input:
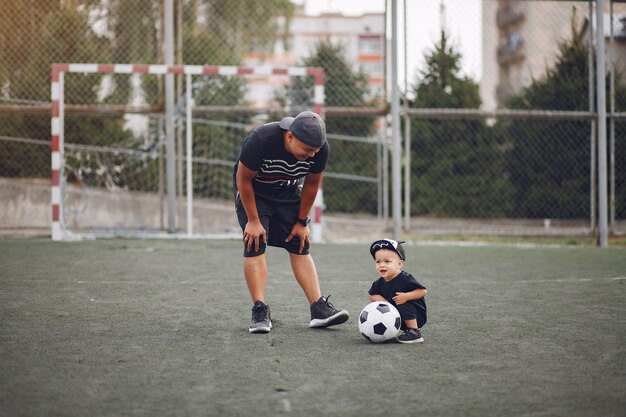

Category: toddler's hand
[393, 292, 408, 305]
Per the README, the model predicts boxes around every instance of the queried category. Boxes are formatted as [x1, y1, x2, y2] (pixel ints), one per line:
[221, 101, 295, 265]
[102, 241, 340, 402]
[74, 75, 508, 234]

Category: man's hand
[243, 220, 266, 253]
[285, 223, 310, 254]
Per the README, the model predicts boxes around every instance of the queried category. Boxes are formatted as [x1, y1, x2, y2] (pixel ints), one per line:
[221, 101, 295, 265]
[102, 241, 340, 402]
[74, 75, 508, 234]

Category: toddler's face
[374, 249, 404, 281]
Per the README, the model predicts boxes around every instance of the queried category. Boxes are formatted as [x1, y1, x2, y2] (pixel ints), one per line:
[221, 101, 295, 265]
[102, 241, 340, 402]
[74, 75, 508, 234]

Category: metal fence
[0, 0, 625, 240]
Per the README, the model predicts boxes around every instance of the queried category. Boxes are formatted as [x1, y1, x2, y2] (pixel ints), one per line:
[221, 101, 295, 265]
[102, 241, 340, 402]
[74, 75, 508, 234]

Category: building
[480, 0, 626, 111]
[243, 11, 385, 109]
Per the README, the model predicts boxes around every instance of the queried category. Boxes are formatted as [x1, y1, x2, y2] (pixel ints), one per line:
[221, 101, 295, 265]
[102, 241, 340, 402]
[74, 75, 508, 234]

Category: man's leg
[235, 193, 273, 333]
[289, 253, 321, 303]
[244, 254, 272, 333]
[290, 252, 350, 328]
[244, 254, 268, 303]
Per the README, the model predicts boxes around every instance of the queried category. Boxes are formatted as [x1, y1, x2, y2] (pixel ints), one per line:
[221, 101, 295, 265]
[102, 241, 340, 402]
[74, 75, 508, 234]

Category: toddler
[368, 239, 427, 343]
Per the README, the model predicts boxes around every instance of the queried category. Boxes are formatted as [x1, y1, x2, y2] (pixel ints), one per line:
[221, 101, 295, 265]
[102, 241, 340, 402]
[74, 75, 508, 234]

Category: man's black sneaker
[397, 328, 424, 344]
[309, 295, 350, 328]
[249, 300, 272, 333]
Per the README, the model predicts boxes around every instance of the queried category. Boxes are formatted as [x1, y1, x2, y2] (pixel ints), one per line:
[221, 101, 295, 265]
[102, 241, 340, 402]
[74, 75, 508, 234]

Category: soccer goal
[50, 63, 325, 241]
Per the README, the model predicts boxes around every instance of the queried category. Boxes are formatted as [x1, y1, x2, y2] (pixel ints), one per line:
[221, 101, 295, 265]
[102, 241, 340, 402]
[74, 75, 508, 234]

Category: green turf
[1, 238, 625, 416]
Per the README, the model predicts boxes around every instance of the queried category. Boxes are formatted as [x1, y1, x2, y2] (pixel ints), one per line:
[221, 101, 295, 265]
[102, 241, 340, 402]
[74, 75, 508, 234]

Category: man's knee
[243, 242, 267, 257]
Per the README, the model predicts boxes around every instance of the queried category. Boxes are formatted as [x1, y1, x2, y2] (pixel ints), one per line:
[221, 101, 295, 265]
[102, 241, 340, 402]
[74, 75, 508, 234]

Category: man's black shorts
[235, 192, 309, 257]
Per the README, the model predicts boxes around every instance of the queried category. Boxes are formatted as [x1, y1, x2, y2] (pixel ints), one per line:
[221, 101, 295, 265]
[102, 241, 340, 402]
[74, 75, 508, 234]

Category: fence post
[185, 73, 193, 236]
[390, 0, 402, 240]
[310, 189, 324, 243]
[588, 0, 596, 235]
[311, 66, 325, 243]
[596, 0, 609, 247]
[164, 0, 177, 233]
[51, 65, 65, 241]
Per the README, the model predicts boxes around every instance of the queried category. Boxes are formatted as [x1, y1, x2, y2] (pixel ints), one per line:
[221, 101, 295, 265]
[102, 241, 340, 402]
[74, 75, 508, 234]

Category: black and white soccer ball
[358, 301, 402, 343]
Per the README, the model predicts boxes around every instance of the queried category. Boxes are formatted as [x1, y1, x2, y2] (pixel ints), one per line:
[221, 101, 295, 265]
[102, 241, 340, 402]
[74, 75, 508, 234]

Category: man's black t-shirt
[233, 122, 329, 203]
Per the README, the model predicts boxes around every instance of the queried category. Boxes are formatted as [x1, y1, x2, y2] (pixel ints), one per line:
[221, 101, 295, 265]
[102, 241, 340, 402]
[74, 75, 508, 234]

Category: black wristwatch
[296, 216, 310, 226]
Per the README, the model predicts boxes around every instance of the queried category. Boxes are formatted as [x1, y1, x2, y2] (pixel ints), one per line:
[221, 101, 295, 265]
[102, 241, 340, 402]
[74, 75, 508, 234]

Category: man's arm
[285, 171, 323, 253]
[236, 161, 266, 252]
[298, 171, 323, 219]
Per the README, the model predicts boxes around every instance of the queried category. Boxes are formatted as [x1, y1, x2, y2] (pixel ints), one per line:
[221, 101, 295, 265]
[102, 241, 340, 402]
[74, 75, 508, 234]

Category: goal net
[51, 64, 325, 241]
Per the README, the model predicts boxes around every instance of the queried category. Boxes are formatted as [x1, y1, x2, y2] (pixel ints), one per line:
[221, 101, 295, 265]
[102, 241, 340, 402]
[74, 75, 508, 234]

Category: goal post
[51, 63, 326, 241]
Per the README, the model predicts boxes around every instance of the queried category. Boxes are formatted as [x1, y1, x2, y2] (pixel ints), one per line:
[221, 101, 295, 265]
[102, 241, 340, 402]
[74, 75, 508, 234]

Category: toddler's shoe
[397, 328, 424, 344]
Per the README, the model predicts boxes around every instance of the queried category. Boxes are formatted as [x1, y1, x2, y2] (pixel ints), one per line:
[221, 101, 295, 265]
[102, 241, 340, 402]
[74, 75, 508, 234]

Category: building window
[359, 36, 383, 54]
[360, 61, 383, 76]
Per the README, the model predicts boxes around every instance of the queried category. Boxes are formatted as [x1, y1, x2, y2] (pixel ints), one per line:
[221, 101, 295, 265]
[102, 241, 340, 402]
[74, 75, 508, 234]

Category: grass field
[1, 237, 625, 417]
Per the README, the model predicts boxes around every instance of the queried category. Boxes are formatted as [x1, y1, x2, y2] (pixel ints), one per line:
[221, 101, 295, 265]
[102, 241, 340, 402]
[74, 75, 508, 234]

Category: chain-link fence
[43, 66, 384, 235]
[1, 0, 624, 239]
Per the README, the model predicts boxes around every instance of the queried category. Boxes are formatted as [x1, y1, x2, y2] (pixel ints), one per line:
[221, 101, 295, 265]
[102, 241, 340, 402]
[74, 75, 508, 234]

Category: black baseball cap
[279, 111, 326, 148]
[370, 239, 406, 261]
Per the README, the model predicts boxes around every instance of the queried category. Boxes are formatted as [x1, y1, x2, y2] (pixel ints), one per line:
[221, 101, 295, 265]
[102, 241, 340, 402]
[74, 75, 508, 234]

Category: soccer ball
[358, 301, 402, 343]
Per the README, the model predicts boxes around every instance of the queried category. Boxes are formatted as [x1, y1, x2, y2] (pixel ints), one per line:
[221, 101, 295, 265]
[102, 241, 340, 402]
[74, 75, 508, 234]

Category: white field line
[6, 277, 622, 286]
[282, 398, 291, 413]
[268, 277, 625, 285]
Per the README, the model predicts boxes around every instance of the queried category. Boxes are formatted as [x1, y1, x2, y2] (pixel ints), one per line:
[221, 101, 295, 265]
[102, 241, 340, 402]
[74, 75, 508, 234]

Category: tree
[174, 0, 296, 199]
[0, 3, 131, 180]
[287, 41, 378, 213]
[0, 0, 295, 197]
[410, 31, 513, 217]
[502, 15, 626, 219]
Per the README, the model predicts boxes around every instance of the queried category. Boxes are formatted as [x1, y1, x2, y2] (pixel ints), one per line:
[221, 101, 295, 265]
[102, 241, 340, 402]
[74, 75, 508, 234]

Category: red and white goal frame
[51, 63, 325, 241]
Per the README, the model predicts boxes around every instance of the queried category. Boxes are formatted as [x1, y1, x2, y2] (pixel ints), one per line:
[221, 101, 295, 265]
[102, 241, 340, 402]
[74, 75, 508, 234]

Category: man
[233, 110, 350, 333]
